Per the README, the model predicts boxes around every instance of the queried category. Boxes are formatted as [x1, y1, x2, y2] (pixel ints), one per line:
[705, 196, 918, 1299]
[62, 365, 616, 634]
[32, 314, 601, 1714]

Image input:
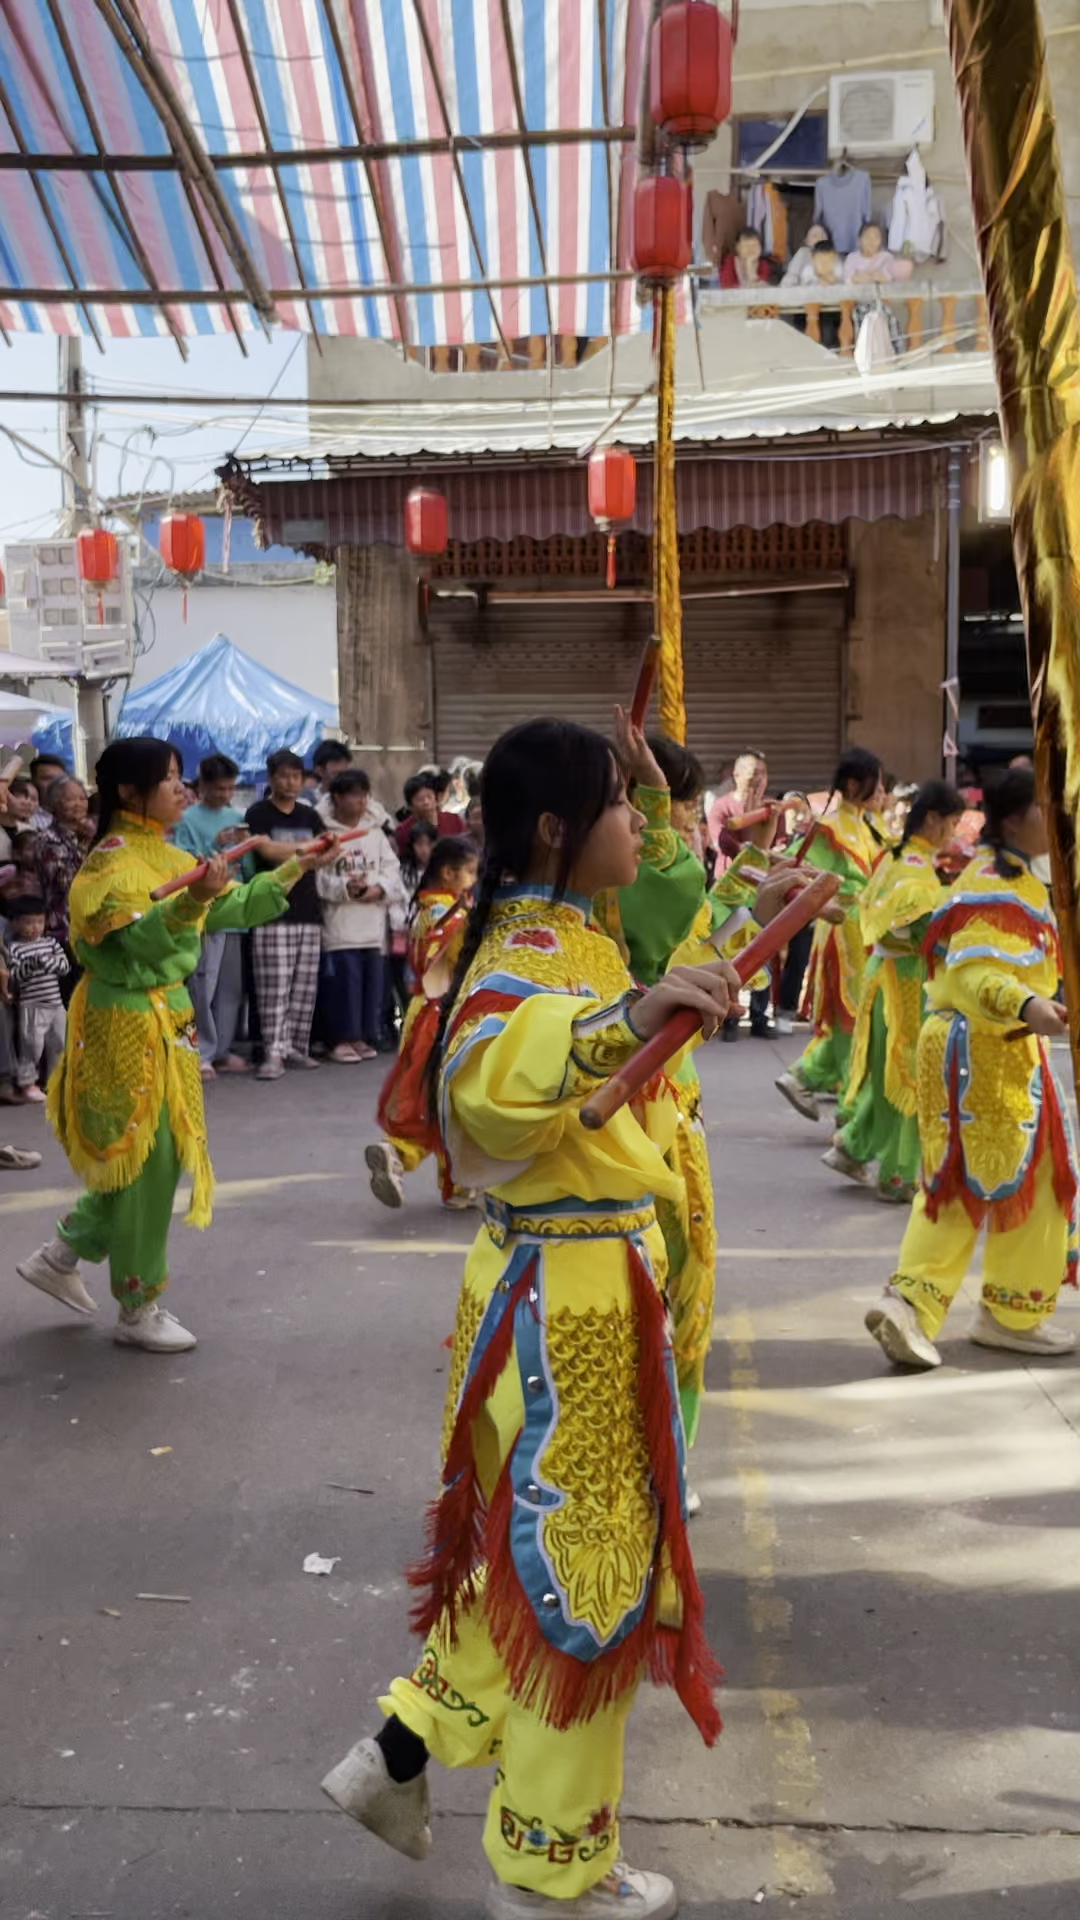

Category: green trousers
[59, 1121, 181, 1309]
[838, 993, 920, 1188]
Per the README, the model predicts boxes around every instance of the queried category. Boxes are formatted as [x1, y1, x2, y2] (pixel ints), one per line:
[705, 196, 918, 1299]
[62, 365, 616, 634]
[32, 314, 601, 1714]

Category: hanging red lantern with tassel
[160, 512, 206, 624]
[649, 1, 733, 148]
[632, 174, 693, 292]
[404, 487, 449, 556]
[76, 527, 119, 626]
[588, 446, 637, 589]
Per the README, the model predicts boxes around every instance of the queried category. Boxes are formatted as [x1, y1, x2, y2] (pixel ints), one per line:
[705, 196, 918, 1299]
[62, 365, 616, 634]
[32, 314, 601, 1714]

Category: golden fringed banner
[654, 284, 686, 744]
[945, 0, 1080, 1073]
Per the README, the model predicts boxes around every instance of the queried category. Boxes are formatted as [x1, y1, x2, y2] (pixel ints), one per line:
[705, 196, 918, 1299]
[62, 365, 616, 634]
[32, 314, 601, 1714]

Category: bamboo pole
[653, 284, 685, 744]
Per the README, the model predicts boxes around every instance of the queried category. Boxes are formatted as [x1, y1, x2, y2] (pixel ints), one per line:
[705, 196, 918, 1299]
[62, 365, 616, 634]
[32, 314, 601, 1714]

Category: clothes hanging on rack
[812, 165, 872, 256]
[888, 148, 946, 262]
[746, 180, 789, 262]
[701, 189, 745, 267]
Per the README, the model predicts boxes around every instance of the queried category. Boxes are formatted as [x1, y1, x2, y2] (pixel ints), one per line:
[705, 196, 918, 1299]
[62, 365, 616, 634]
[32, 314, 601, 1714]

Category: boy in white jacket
[316, 771, 407, 1062]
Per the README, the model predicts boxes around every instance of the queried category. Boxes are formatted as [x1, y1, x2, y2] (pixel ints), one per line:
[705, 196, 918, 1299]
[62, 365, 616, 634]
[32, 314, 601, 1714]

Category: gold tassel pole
[945, 0, 1080, 1082]
[654, 283, 686, 743]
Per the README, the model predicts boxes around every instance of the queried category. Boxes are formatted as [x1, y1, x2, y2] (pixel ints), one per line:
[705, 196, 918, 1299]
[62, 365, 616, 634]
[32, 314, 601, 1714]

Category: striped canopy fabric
[0, 0, 657, 346]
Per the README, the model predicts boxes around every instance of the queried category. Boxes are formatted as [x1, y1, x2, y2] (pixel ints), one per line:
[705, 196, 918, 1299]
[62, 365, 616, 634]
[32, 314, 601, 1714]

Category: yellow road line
[0, 1170, 345, 1218]
[725, 1307, 833, 1898]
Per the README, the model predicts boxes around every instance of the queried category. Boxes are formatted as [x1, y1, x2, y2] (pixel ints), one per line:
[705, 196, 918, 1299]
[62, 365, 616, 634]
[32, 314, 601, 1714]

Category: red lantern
[650, 1, 733, 148]
[632, 174, 693, 288]
[160, 512, 206, 575]
[404, 487, 448, 556]
[588, 447, 637, 589]
[160, 512, 205, 623]
[76, 527, 119, 625]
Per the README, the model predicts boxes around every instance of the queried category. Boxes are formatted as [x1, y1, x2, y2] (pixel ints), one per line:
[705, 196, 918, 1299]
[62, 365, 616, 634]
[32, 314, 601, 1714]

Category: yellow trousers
[381, 1600, 635, 1899]
[893, 1155, 1069, 1339]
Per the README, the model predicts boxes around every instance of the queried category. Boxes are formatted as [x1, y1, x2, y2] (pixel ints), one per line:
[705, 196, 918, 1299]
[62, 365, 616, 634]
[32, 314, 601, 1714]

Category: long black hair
[832, 746, 883, 805]
[427, 718, 619, 1108]
[93, 736, 178, 844]
[982, 764, 1038, 878]
[894, 779, 964, 856]
[409, 833, 476, 920]
[645, 735, 705, 804]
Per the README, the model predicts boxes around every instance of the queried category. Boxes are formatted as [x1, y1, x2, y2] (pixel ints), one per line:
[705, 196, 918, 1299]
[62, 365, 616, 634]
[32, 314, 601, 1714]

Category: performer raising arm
[322, 717, 743, 1920]
[16, 737, 337, 1353]
[824, 780, 964, 1204]
[865, 766, 1078, 1371]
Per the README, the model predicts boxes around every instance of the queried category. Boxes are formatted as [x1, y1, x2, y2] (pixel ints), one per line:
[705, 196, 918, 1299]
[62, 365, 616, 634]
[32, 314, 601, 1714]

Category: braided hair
[982, 764, 1037, 879]
[892, 779, 964, 859]
[426, 718, 620, 1114]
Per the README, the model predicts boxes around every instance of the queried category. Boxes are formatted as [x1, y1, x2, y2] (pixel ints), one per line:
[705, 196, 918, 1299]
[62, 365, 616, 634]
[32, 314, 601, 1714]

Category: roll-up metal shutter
[432, 587, 845, 791]
[432, 596, 651, 762]
[681, 589, 846, 792]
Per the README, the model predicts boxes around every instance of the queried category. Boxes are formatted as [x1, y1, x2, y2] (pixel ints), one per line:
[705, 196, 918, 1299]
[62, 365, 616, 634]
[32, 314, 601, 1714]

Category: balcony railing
[404, 280, 990, 373]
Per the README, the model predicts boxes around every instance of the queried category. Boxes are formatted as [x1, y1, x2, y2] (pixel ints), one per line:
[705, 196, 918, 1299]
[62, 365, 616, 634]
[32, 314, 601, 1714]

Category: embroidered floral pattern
[410, 1643, 491, 1729]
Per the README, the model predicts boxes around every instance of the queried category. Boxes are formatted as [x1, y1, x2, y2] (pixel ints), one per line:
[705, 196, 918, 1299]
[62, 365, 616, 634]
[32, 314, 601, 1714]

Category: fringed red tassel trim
[376, 1000, 443, 1151]
[814, 933, 857, 1039]
[926, 1037, 1078, 1241]
[407, 1258, 536, 1642]
[477, 1245, 722, 1747]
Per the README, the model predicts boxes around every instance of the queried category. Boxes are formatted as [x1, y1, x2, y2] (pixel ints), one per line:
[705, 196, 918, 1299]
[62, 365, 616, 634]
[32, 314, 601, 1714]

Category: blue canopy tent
[113, 635, 337, 785]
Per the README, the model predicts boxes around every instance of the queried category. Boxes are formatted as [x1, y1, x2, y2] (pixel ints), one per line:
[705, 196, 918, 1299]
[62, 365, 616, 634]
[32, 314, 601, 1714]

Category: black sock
[376, 1715, 428, 1783]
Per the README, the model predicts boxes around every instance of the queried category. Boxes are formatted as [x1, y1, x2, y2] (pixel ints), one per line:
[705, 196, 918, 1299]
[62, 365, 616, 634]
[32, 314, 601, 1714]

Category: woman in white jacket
[316, 770, 407, 1062]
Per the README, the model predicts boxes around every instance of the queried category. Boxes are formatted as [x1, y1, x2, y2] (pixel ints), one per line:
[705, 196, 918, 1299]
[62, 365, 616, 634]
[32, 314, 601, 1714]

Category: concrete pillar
[336, 544, 433, 808]
[845, 512, 946, 782]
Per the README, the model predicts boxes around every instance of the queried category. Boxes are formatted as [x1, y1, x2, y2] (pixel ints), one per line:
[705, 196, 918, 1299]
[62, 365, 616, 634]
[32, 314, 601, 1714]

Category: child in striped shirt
[8, 896, 68, 1103]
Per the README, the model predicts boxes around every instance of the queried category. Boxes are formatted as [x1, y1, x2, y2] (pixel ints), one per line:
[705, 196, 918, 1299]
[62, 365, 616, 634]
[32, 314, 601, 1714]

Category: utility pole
[59, 337, 107, 783]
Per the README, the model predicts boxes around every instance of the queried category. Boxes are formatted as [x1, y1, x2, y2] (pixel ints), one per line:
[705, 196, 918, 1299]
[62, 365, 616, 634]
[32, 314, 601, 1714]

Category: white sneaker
[775, 1071, 820, 1123]
[776, 1015, 794, 1036]
[442, 1187, 480, 1212]
[366, 1141, 405, 1209]
[864, 1285, 942, 1371]
[486, 1864, 677, 1920]
[115, 1303, 197, 1352]
[822, 1142, 872, 1188]
[17, 1239, 98, 1315]
[255, 1054, 285, 1082]
[969, 1304, 1077, 1357]
[1, 1142, 43, 1170]
[685, 1487, 702, 1518]
[320, 1736, 432, 1861]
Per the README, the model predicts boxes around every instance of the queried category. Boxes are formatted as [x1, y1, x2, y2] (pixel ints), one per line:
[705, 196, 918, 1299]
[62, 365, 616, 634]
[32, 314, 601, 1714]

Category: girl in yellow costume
[824, 781, 964, 1204]
[775, 746, 884, 1125]
[16, 737, 335, 1354]
[865, 767, 1078, 1371]
[322, 717, 742, 1920]
[367, 834, 479, 1210]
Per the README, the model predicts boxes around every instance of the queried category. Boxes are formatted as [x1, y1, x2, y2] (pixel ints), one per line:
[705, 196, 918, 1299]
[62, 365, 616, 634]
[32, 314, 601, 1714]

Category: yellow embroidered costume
[380, 883, 721, 1902]
[890, 849, 1078, 1338]
[839, 837, 944, 1196]
[377, 888, 468, 1200]
[48, 813, 301, 1307]
[791, 800, 878, 1097]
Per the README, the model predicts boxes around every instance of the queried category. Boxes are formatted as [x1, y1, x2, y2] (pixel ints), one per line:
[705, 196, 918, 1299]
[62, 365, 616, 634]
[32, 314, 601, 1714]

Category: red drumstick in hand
[149, 826, 365, 901]
[579, 868, 841, 1130]
[629, 634, 662, 731]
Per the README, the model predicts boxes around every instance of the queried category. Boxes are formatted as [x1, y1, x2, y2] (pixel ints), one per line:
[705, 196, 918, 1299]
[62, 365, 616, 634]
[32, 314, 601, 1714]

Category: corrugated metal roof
[0, 0, 654, 346]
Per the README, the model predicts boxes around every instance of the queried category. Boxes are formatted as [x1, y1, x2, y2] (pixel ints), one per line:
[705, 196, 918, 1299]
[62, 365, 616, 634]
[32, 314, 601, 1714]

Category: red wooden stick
[579, 868, 841, 1130]
[149, 825, 366, 901]
[792, 816, 823, 868]
[630, 634, 661, 731]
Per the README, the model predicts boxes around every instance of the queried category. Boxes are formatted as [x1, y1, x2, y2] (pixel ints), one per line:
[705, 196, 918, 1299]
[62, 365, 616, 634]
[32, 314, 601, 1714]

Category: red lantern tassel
[606, 532, 617, 590]
[182, 585, 189, 625]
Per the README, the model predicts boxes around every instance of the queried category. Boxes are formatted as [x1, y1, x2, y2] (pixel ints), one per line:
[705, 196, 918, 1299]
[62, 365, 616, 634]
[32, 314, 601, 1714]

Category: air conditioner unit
[828, 71, 935, 156]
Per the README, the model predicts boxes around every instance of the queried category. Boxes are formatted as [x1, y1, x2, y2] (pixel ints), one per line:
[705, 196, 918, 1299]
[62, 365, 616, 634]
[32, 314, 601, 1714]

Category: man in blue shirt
[174, 753, 253, 1078]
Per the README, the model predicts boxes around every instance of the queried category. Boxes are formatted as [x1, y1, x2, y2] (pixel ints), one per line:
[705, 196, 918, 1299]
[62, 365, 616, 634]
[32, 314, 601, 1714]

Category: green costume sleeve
[205, 862, 298, 933]
[617, 787, 707, 988]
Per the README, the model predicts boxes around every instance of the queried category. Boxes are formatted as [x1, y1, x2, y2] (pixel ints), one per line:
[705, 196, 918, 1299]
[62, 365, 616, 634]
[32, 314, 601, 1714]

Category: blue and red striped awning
[0, 0, 660, 347]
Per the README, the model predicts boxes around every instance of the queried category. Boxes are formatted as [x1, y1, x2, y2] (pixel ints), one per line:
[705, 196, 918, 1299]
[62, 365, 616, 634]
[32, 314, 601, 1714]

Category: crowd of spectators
[0, 744, 483, 1104]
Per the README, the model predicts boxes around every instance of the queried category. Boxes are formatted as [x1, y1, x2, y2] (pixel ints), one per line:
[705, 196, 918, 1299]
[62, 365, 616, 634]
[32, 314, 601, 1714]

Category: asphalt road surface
[2, 1029, 1079, 1919]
